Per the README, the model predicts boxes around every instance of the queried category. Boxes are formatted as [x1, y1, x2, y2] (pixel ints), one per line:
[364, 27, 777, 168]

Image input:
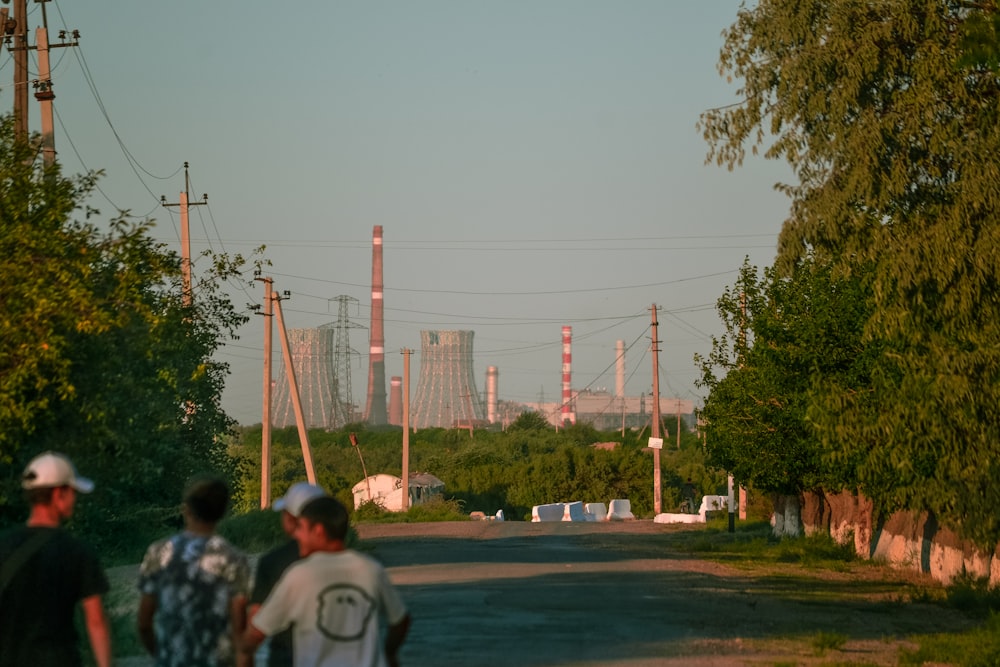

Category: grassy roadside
[670, 519, 1000, 665]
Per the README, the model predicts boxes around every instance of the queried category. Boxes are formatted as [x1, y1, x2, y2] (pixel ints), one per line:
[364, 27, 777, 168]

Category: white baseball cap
[273, 482, 326, 517]
[22, 452, 95, 493]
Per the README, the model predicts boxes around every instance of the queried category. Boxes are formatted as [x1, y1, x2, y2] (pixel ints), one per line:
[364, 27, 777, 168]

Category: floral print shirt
[138, 532, 250, 667]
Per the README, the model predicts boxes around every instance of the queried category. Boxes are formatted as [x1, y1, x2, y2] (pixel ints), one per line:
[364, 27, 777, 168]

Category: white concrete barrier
[532, 503, 565, 522]
[585, 502, 607, 522]
[607, 499, 635, 521]
[562, 501, 586, 522]
[699, 495, 728, 515]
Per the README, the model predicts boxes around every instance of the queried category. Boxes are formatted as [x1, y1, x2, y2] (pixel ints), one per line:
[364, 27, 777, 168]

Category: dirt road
[357, 520, 970, 666]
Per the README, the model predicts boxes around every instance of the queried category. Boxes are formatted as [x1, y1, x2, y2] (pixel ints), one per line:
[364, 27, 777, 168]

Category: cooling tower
[485, 366, 498, 424]
[561, 326, 575, 425]
[364, 225, 388, 425]
[388, 376, 402, 426]
[273, 326, 336, 429]
[411, 330, 484, 429]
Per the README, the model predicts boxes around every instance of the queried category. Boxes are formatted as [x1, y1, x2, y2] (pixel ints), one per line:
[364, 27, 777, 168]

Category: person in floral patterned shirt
[137, 475, 250, 667]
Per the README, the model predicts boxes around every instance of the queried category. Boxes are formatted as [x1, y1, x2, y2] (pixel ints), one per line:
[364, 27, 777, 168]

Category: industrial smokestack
[615, 339, 625, 399]
[364, 225, 388, 425]
[388, 376, 402, 426]
[561, 326, 575, 425]
[486, 366, 498, 424]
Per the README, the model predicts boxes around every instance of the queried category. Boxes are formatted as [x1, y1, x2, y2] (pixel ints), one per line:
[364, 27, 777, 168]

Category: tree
[701, 2, 1000, 546]
[0, 116, 255, 547]
[697, 258, 873, 502]
[508, 411, 551, 432]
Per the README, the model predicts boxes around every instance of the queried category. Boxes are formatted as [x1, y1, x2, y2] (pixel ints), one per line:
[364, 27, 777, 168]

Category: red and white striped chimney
[561, 326, 575, 425]
[364, 225, 387, 425]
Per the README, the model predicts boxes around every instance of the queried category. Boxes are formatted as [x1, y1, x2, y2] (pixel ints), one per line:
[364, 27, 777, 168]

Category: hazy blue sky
[22, 1, 790, 425]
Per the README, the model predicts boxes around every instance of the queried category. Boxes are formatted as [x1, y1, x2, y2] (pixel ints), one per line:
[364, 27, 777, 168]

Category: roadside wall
[793, 490, 1000, 586]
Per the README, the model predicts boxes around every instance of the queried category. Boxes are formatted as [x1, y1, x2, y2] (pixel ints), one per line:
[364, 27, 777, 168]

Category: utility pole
[739, 290, 748, 521]
[650, 304, 663, 515]
[255, 274, 274, 509]
[7, 0, 79, 158]
[12, 0, 27, 138]
[161, 164, 207, 307]
[401, 348, 411, 512]
[676, 400, 682, 449]
[272, 290, 317, 484]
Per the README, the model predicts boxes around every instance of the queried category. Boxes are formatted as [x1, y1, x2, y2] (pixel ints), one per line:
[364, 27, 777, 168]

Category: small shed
[351, 472, 446, 512]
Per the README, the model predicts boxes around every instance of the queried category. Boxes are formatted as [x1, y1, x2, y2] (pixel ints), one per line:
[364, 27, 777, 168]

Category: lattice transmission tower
[330, 295, 365, 428]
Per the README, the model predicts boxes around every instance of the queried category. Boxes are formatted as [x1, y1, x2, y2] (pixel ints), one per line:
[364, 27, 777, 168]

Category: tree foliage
[0, 116, 254, 548]
[697, 258, 874, 496]
[701, 2, 1000, 545]
[232, 423, 724, 523]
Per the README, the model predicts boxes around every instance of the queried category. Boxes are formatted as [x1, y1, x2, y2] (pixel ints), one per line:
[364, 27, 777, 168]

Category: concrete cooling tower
[410, 330, 485, 429]
[273, 326, 336, 429]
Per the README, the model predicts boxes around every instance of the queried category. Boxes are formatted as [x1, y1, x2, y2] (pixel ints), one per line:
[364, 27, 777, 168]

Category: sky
[15, 1, 792, 426]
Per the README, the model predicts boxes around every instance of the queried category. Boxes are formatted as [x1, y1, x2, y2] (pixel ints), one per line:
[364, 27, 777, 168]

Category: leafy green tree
[701, 2, 1000, 545]
[508, 411, 551, 432]
[0, 116, 254, 549]
[697, 258, 874, 499]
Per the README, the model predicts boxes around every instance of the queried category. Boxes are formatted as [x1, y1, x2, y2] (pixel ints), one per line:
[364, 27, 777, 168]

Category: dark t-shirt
[250, 539, 300, 667]
[0, 525, 109, 667]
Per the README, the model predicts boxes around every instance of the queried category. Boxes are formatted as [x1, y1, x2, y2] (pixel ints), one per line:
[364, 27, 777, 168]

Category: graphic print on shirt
[315, 583, 376, 641]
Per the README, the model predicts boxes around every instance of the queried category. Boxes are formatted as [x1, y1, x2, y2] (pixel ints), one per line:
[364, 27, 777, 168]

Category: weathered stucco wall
[785, 490, 1000, 586]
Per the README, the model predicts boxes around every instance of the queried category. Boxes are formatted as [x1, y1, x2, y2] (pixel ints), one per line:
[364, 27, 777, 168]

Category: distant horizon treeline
[228, 414, 727, 523]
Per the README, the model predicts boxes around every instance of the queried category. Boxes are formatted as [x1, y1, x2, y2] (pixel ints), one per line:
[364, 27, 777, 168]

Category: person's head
[272, 481, 327, 536]
[21, 452, 94, 521]
[295, 496, 349, 556]
[182, 475, 230, 526]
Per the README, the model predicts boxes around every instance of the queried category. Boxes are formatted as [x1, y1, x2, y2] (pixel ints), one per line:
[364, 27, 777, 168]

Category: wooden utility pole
[272, 290, 317, 484]
[12, 0, 28, 138]
[727, 290, 750, 532]
[401, 348, 412, 511]
[255, 275, 274, 509]
[8, 0, 78, 153]
[34, 26, 54, 167]
[650, 304, 662, 515]
[676, 400, 682, 449]
[161, 163, 207, 307]
[739, 290, 748, 521]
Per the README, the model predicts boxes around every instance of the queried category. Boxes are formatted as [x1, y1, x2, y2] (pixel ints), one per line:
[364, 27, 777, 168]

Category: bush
[351, 497, 467, 524]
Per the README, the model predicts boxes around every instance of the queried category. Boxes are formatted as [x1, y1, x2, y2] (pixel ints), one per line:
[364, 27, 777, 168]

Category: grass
[899, 612, 1000, 666]
[811, 630, 848, 656]
[670, 520, 863, 571]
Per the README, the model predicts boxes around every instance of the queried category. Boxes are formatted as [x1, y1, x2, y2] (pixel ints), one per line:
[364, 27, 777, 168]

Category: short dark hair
[299, 496, 349, 541]
[24, 486, 57, 506]
[183, 475, 229, 524]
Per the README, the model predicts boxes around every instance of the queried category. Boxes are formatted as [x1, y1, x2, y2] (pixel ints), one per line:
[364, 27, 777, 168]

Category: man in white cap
[0, 451, 111, 667]
[248, 481, 327, 667]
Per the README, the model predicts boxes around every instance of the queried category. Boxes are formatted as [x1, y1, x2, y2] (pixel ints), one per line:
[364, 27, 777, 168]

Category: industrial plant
[269, 225, 694, 433]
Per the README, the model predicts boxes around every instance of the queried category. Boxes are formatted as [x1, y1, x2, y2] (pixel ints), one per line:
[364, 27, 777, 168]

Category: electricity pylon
[329, 295, 364, 429]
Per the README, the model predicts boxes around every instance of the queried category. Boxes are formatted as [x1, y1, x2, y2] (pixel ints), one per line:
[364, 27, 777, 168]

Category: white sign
[647, 437, 663, 449]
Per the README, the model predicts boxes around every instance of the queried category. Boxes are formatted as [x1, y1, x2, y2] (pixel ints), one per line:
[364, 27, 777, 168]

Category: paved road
[358, 520, 968, 667]
[119, 520, 970, 666]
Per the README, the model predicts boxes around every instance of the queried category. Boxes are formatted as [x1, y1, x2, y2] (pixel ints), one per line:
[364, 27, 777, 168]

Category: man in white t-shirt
[242, 497, 411, 667]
